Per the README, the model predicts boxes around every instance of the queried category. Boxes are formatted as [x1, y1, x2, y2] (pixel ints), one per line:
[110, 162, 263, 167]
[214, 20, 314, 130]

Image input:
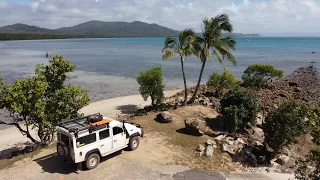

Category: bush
[295, 106, 320, 180]
[262, 101, 309, 153]
[137, 66, 164, 106]
[206, 71, 239, 97]
[242, 64, 284, 88]
[0, 54, 90, 146]
[221, 90, 259, 132]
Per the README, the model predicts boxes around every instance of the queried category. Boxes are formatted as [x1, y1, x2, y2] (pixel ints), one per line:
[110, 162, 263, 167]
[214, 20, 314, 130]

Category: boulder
[256, 112, 264, 125]
[215, 135, 225, 141]
[276, 155, 290, 165]
[196, 144, 206, 152]
[196, 151, 204, 157]
[205, 145, 213, 157]
[206, 139, 215, 146]
[156, 111, 173, 123]
[209, 97, 221, 110]
[184, 118, 207, 136]
[203, 97, 211, 106]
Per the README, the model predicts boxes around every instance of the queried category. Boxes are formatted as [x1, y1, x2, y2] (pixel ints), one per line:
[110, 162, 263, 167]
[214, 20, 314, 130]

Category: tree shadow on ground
[33, 151, 123, 174]
[115, 104, 139, 114]
[0, 142, 36, 160]
[204, 116, 228, 133]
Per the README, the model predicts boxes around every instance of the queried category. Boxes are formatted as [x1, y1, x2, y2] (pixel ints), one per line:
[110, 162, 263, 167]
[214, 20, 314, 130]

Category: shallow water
[0, 37, 319, 101]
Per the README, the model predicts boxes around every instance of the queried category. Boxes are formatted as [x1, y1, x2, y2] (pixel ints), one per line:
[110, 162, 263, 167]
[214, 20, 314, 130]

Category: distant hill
[0, 21, 260, 40]
[0, 23, 56, 34]
[56, 21, 179, 37]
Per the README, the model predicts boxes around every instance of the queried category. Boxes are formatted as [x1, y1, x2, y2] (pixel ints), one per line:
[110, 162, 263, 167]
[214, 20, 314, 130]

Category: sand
[0, 89, 182, 151]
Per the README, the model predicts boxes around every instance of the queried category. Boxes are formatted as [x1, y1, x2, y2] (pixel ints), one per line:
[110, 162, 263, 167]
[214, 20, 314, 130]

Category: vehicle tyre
[57, 143, 68, 157]
[85, 153, 100, 170]
[129, 136, 140, 151]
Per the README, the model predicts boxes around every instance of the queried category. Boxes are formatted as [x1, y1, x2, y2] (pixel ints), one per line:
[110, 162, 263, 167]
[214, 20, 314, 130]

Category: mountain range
[0, 20, 260, 40]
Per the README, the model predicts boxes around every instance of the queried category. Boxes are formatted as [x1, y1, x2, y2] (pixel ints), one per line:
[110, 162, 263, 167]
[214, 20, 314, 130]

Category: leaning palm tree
[162, 29, 198, 105]
[188, 14, 237, 103]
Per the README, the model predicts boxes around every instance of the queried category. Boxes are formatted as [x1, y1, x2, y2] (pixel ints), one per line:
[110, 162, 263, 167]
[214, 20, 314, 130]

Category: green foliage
[220, 90, 259, 132]
[162, 29, 198, 105]
[206, 72, 239, 97]
[242, 64, 284, 88]
[262, 101, 309, 153]
[0, 54, 90, 146]
[189, 14, 237, 103]
[137, 67, 164, 106]
[295, 106, 320, 180]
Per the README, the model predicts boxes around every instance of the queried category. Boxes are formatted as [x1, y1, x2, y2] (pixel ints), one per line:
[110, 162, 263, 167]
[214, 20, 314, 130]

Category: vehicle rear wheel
[57, 143, 68, 157]
[85, 153, 100, 170]
[129, 136, 140, 151]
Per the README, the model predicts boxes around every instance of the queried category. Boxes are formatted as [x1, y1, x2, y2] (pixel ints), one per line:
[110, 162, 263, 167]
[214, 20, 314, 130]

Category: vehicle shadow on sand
[33, 151, 123, 174]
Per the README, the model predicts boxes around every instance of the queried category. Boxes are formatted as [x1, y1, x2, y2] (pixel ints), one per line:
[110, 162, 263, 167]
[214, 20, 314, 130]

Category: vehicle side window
[76, 133, 96, 148]
[99, 129, 110, 140]
[113, 127, 123, 136]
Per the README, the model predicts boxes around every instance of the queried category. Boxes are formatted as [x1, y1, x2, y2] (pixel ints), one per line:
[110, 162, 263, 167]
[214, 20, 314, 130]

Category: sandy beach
[0, 89, 181, 151]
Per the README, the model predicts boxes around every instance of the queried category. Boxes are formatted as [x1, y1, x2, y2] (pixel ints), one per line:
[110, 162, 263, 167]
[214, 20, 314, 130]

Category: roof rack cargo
[58, 113, 111, 135]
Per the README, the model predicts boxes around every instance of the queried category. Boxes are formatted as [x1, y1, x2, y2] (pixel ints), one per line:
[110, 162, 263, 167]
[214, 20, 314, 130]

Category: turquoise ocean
[0, 37, 319, 101]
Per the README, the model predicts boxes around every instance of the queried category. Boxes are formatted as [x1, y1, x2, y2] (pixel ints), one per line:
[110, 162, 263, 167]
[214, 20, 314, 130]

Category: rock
[253, 141, 263, 147]
[196, 151, 204, 157]
[156, 111, 173, 123]
[215, 135, 225, 141]
[196, 144, 206, 152]
[295, 87, 302, 92]
[276, 155, 290, 165]
[209, 97, 221, 110]
[222, 143, 236, 155]
[235, 138, 245, 145]
[205, 145, 213, 157]
[282, 147, 291, 157]
[256, 112, 264, 125]
[212, 144, 218, 149]
[288, 82, 298, 86]
[278, 93, 288, 98]
[184, 118, 207, 136]
[206, 139, 215, 146]
[203, 97, 211, 106]
[273, 104, 279, 109]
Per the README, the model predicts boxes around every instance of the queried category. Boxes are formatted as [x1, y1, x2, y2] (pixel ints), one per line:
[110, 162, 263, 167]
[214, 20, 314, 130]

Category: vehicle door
[98, 129, 112, 155]
[112, 126, 126, 149]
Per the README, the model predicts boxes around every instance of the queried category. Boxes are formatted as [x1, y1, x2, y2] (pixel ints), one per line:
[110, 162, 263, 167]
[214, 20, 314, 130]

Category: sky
[1, 0, 320, 36]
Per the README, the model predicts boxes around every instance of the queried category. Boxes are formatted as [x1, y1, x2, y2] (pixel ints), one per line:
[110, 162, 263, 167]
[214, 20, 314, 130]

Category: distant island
[0, 21, 260, 40]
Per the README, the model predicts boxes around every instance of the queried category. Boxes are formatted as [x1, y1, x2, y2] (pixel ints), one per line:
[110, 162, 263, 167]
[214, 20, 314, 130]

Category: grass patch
[0, 143, 55, 170]
[131, 105, 236, 172]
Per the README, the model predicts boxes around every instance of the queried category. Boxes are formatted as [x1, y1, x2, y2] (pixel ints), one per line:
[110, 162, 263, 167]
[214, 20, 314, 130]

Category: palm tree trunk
[180, 56, 188, 106]
[188, 59, 206, 103]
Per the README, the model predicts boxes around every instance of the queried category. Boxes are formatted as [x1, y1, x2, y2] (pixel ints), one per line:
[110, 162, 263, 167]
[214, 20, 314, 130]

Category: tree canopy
[0, 54, 90, 146]
[137, 66, 164, 106]
[242, 64, 284, 88]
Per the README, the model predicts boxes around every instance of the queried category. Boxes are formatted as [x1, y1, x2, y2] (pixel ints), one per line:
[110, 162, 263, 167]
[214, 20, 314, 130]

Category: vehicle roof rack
[58, 113, 110, 135]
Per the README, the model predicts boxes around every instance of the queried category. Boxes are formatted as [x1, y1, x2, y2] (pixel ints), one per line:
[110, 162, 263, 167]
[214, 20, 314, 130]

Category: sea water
[0, 37, 319, 101]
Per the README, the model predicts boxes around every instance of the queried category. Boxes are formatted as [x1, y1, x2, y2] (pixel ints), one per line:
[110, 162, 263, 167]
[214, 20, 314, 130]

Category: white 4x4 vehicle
[56, 113, 143, 170]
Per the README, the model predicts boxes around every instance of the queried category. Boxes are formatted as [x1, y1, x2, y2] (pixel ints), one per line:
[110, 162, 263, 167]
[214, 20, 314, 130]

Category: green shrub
[0, 54, 90, 146]
[295, 106, 320, 180]
[263, 101, 309, 153]
[242, 64, 284, 88]
[206, 71, 239, 97]
[137, 66, 164, 106]
[221, 90, 259, 132]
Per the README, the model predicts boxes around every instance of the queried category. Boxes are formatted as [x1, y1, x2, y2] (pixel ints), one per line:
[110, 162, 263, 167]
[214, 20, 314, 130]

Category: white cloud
[0, 0, 320, 35]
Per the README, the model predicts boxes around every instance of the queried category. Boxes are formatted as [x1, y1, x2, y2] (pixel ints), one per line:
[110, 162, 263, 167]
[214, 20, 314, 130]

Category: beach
[0, 89, 181, 151]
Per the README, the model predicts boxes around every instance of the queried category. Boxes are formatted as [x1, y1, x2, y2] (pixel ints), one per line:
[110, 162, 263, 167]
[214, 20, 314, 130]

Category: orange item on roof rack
[91, 119, 112, 126]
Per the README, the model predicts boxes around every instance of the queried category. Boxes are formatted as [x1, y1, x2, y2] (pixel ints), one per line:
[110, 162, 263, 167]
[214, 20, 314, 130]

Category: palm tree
[188, 14, 237, 103]
[162, 29, 198, 105]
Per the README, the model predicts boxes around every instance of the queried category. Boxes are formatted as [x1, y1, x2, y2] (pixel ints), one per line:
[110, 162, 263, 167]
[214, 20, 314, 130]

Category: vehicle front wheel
[85, 153, 100, 170]
[129, 136, 140, 151]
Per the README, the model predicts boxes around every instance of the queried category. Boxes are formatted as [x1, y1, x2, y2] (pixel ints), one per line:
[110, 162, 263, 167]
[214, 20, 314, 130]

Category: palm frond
[162, 50, 176, 60]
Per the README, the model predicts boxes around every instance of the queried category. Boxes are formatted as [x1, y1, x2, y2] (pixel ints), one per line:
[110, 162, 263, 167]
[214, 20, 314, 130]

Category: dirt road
[0, 134, 294, 180]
